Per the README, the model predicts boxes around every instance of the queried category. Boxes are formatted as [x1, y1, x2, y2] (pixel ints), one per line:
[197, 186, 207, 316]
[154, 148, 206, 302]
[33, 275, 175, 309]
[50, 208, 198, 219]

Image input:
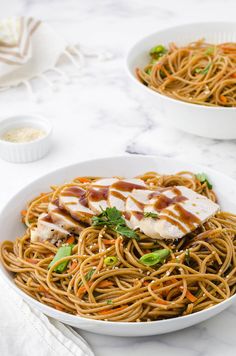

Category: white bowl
[1, 155, 236, 336]
[126, 22, 236, 140]
[0, 115, 52, 163]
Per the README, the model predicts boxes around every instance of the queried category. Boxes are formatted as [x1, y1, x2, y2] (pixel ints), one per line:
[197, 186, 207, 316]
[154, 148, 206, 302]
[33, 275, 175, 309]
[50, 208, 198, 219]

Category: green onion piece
[85, 268, 96, 281]
[107, 299, 113, 305]
[195, 63, 211, 75]
[139, 249, 170, 266]
[196, 173, 213, 189]
[48, 245, 73, 273]
[104, 256, 118, 266]
[150, 45, 166, 55]
[205, 47, 214, 55]
[144, 212, 159, 218]
[185, 249, 190, 266]
[145, 68, 152, 75]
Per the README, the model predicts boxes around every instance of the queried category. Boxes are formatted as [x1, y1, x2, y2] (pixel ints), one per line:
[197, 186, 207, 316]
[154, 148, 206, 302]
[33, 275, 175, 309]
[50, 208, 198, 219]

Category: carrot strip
[231, 73, 236, 78]
[102, 239, 116, 245]
[66, 235, 75, 245]
[155, 298, 169, 305]
[179, 286, 197, 302]
[220, 95, 228, 103]
[55, 305, 64, 311]
[97, 280, 114, 288]
[21, 210, 27, 217]
[77, 177, 91, 183]
[98, 305, 128, 315]
[26, 258, 38, 264]
[67, 261, 78, 273]
[37, 285, 48, 293]
[77, 281, 92, 298]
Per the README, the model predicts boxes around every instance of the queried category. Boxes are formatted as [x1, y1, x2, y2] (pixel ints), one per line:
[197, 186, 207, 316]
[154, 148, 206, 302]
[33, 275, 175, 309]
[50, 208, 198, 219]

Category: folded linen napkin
[0, 275, 94, 356]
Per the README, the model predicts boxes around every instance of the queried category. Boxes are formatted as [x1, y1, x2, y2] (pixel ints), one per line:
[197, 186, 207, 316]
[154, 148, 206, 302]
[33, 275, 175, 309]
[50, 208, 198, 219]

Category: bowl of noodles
[126, 22, 236, 139]
[1, 155, 236, 336]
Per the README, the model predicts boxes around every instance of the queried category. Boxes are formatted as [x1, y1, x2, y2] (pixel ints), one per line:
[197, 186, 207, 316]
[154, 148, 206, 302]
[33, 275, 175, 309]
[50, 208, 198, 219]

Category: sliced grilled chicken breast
[108, 179, 147, 212]
[48, 201, 84, 234]
[87, 178, 118, 214]
[30, 213, 71, 242]
[59, 186, 94, 223]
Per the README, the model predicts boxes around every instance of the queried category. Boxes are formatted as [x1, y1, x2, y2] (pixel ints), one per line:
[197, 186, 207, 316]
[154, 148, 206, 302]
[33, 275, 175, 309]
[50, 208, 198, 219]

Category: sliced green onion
[144, 212, 159, 218]
[104, 256, 118, 266]
[85, 268, 96, 281]
[139, 249, 170, 266]
[196, 173, 213, 189]
[145, 68, 152, 75]
[205, 47, 214, 55]
[150, 45, 166, 55]
[106, 299, 113, 305]
[48, 245, 73, 273]
[195, 63, 211, 75]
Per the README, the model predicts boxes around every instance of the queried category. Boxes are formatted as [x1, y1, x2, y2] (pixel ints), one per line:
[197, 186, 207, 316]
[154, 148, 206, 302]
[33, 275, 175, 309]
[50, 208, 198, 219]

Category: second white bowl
[126, 22, 236, 139]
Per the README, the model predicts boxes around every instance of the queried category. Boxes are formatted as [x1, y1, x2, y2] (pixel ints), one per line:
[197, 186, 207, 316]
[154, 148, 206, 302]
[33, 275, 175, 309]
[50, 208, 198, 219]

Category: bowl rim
[1, 154, 236, 328]
[125, 21, 236, 111]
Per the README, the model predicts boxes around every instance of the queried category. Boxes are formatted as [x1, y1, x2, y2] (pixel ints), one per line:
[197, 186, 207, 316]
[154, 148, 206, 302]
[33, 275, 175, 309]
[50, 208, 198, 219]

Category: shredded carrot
[97, 280, 114, 288]
[220, 95, 228, 103]
[143, 281, 149, 286]
[155, 298, 169, 305]
[26, 258, 38, 264]
[77, 281, 92, 298]
[179, 286, 197, 302]
[77, 177, 91, 183]
[231, 73, 236, 78]
[21, 210, 27, 217]
[66, 235, 75, 245]
[143, 249, 151, 254]
[102, 239, 116, 245]
[220, 45, 236, 52]
[67, 261, 78, 273]
[55, 305, 64, 311]
[37, 285, 48, 293]
[98, 305, 128, 315]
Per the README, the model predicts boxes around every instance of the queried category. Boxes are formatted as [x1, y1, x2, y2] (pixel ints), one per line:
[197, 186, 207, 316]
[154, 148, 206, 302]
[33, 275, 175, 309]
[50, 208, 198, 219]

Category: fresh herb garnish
[196, 173, 213, 189]
[104, 256, 118, 266]
[185, 249, 190, 266]
[92, 207, 139, 240]
[195, 63, 211, 75]
[48, 245, 73, 273]
[144, 212, 159, 218]
[139, 249, 170, 266]
[107, 299, 113, 305]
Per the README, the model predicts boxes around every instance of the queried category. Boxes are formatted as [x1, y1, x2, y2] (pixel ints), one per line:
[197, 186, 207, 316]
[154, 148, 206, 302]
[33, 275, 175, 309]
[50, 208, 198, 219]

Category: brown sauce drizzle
[129, 196, 145, 211]
[160, 203, 201, 233]
[133, 211, 144, 221]
[41, 214, 53, 223]
[124, 211, 131, 220]
[112, 180, 146, 192]
[154, 194, 187, 211]
[88, 188, 109, 202]
[61, 186, 89, 208]
[111, 190, 126, 201]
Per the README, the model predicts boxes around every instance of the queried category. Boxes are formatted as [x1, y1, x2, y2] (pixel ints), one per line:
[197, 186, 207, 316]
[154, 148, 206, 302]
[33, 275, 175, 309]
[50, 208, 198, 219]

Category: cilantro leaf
[92, 207, 139, 240]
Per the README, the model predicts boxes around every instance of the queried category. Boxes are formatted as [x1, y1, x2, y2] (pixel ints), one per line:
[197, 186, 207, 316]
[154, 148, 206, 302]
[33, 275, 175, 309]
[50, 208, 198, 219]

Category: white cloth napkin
[0, 275, 94, 356]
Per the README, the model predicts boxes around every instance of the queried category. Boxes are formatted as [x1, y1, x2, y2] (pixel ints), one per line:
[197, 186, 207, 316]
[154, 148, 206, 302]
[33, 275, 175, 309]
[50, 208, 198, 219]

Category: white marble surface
[1, 0, 236, 355]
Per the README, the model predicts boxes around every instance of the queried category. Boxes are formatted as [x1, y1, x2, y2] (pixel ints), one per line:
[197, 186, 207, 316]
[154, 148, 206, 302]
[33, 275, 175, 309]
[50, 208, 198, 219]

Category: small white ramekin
[0, 115, 53, 163]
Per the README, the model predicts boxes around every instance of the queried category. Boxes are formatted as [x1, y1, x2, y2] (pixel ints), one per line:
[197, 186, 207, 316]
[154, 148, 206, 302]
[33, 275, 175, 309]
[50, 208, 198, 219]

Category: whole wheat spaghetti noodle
[136, 39, 236, 107]
[1, 171, 236, 322]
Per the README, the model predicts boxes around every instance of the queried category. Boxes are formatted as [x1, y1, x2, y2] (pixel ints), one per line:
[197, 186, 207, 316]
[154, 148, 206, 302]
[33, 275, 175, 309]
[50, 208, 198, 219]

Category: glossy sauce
[88, 188, 109, 202]
[61, 186, 89, 208]
[111, 190, 126, 201]
[112, 180, 146, 192]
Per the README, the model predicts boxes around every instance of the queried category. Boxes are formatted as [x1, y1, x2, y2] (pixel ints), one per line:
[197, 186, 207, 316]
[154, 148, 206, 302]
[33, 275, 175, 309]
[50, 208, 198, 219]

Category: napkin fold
[0, 275, 94, 356]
